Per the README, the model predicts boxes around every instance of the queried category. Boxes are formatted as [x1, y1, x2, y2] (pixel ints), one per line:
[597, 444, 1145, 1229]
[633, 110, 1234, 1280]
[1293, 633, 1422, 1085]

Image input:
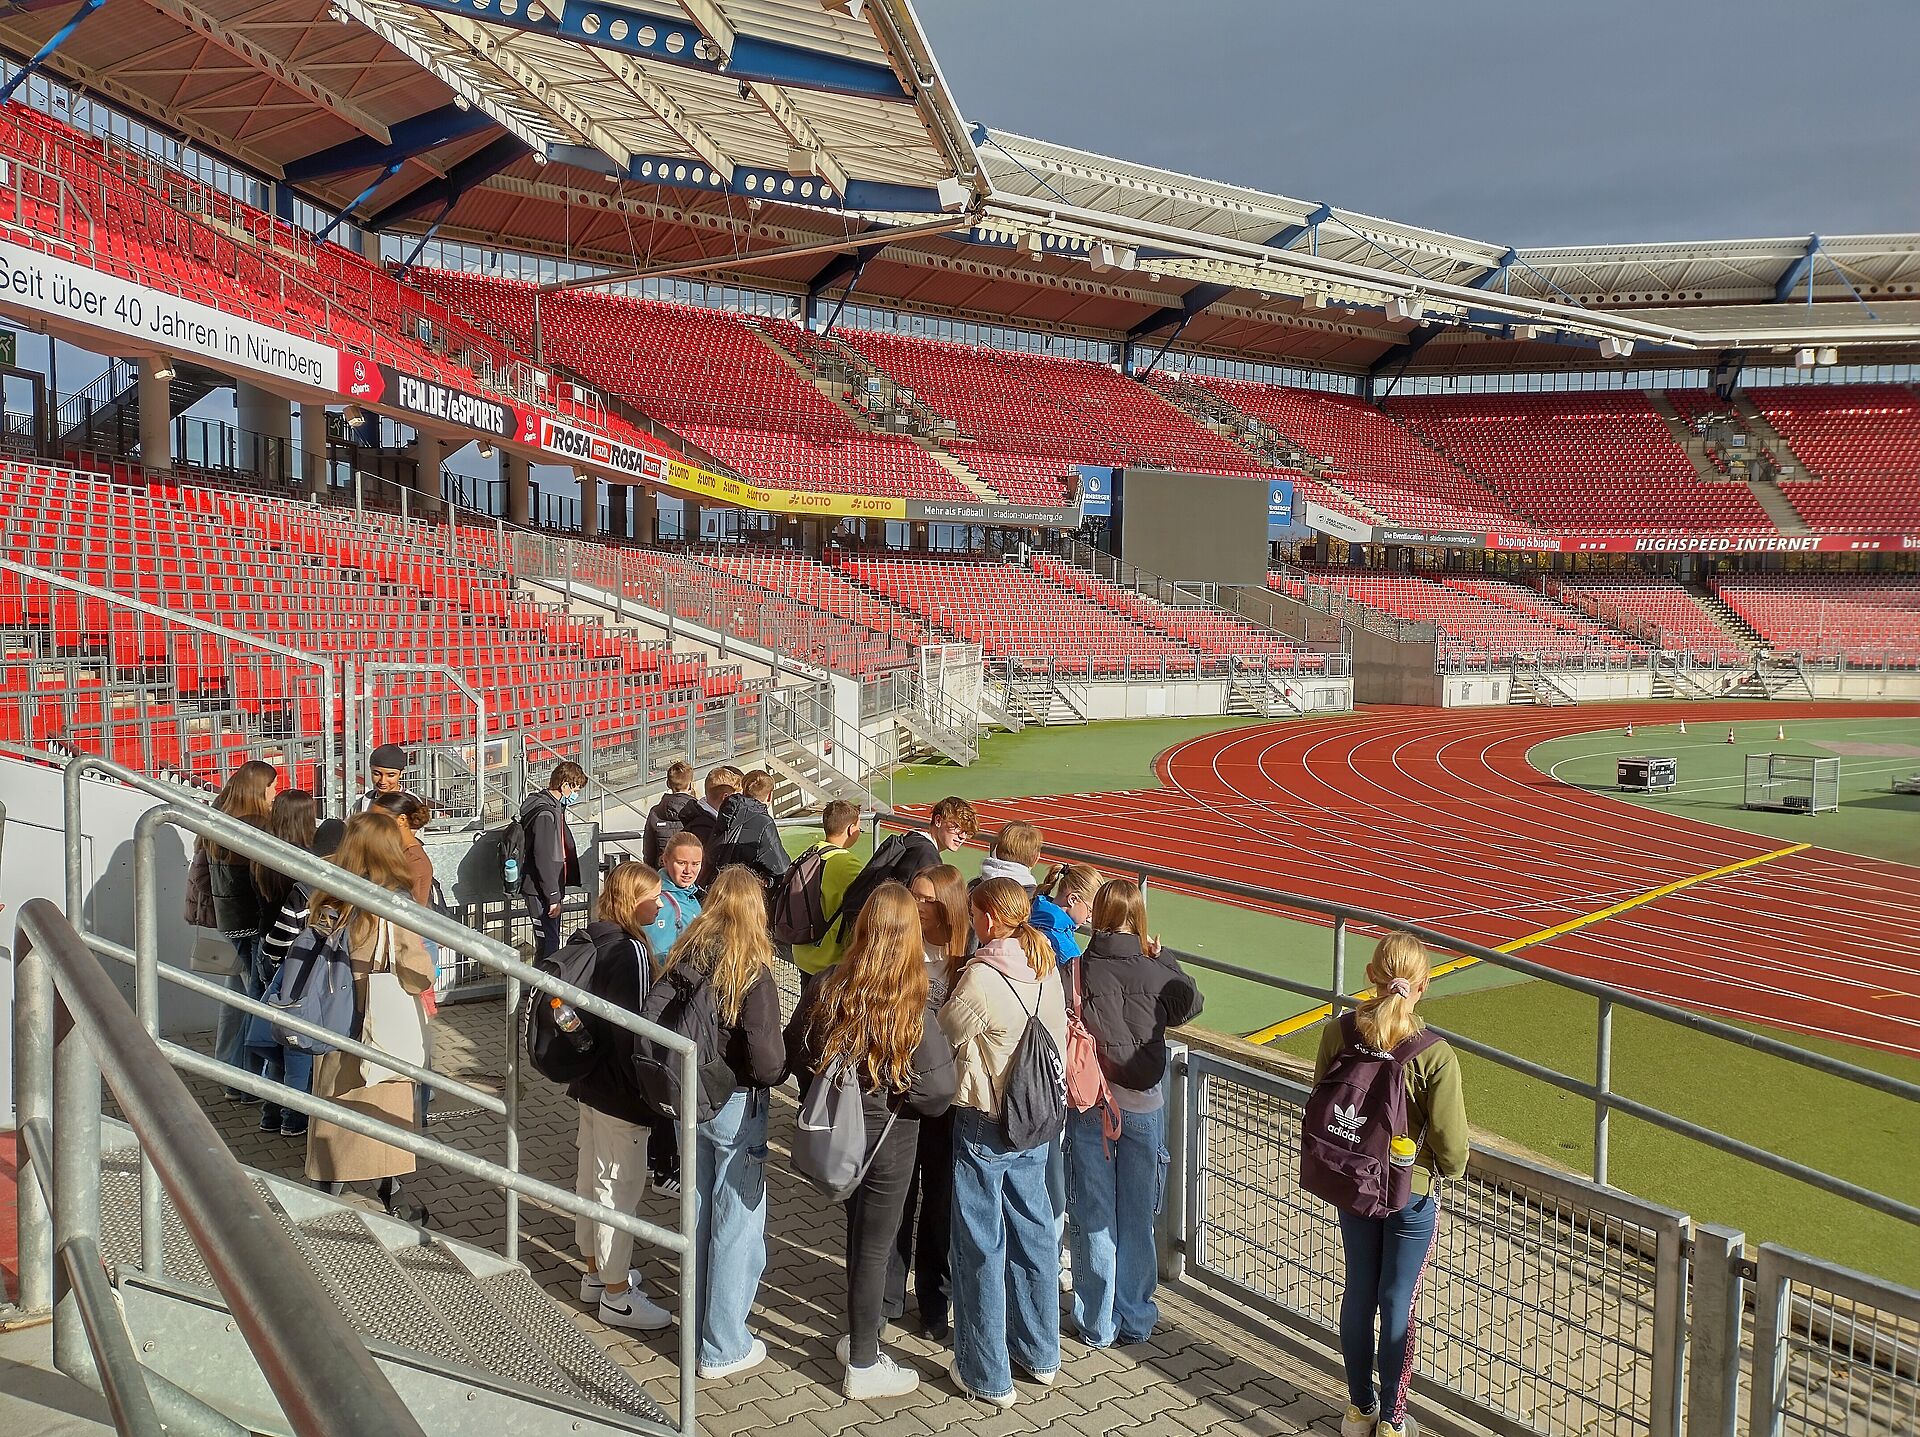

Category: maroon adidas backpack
[1299, 1011, 1441, 1219]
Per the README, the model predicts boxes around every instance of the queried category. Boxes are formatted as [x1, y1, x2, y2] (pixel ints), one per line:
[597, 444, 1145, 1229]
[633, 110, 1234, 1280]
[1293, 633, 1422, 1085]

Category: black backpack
[769, 843, 834, 947]
[495, 812, 527, 893]
[520, 930, 602, 1084]
[632, 967, 736, 1122]
[831, 832, 922, 940]
[992, 969, 1067, 1150]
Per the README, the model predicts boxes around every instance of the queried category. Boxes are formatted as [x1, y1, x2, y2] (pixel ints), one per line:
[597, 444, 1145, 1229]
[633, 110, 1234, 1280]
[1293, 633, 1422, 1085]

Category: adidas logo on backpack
[1329, 1103, 1365, 1142]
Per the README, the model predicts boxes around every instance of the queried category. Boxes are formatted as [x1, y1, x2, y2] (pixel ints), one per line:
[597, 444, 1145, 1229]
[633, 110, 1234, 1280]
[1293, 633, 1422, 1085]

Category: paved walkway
[175, 1000, 1352, 1437]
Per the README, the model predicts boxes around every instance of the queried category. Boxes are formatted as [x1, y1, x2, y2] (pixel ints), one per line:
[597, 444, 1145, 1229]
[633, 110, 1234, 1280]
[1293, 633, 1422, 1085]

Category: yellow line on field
[1243, 841, 1812, 1046]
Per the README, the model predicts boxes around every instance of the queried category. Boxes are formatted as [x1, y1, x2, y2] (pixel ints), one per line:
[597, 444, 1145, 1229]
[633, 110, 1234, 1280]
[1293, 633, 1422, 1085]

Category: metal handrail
[39, 750, 703, 1430]
[877, 812, 1920, 1223]
[13, 897, 430, 1437]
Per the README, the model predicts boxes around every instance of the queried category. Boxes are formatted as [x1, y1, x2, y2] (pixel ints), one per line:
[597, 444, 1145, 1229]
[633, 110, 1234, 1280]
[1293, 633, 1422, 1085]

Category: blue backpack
[265, 919, 358, 1054]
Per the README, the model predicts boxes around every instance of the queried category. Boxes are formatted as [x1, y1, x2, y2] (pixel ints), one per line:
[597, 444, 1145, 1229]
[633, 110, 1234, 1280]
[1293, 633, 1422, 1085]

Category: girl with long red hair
[785, 881, 956, 1400]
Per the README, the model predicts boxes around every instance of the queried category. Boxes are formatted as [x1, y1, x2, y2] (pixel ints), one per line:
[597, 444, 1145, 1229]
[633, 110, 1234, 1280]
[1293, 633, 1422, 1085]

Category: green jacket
[1314, 1019, 1469, 1197]
[791, 844, 867, 976]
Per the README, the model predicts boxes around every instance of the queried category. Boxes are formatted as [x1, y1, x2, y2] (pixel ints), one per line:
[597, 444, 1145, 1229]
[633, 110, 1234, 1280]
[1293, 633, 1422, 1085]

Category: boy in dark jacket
[642, 761, 698, 867]
[520, 761, 585, 958]
[712, 770, 787, 887]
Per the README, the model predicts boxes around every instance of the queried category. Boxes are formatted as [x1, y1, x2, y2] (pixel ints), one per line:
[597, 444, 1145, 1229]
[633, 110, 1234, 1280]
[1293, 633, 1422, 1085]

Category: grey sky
[920, 0, 1920, 248]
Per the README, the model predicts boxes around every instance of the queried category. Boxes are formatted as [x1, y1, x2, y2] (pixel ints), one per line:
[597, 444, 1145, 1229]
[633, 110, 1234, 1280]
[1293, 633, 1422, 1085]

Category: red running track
[965, 701, 1920, 1056]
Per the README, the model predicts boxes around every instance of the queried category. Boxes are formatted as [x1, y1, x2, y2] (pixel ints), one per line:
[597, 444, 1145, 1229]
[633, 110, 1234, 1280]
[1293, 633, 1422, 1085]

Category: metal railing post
[1158, 1041, 1189, 1284]
[51, 974, 105, 1384]
[132, 815, 167, 1276]
[1686, 1224, 1746, 1437]
[1650, 1216, 1689, 1437]
[1330, 915, 1348, 1016]
[1594, 996, 1614, 1186]
[10, 932, 55, 1316]
[504, 971, 522, 1264]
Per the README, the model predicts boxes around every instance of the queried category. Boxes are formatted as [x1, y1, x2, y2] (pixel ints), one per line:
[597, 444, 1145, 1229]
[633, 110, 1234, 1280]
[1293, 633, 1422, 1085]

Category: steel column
[1687, 1224, 1746, 1437]
[10, 931, 55, 1316]
[1594, 996, 1614, 1186]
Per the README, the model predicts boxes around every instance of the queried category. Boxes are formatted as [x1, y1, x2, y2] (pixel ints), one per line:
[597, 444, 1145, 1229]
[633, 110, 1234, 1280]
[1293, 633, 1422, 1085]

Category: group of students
[182, 745, 446, 1222]
[556, 773, 1198, 1406]
[186, 751, 1469, 1435]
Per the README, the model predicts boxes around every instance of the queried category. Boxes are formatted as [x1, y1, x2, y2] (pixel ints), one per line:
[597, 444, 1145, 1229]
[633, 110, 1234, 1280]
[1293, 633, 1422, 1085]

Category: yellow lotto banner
[661, 459, 909, 520]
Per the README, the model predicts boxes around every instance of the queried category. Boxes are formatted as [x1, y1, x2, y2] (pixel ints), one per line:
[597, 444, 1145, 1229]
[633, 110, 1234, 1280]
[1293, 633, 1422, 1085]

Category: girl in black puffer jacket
[1065, 880, 1203, 1350]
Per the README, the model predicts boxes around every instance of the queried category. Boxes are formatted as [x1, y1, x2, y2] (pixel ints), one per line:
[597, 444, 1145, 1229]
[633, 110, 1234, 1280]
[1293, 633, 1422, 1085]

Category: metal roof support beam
[744, 79, 850, 199]
[0, 0, 110, 105]
[1469, 248, 1518, 291]
[1269, 202, 1333, 252]
[595, 49, 734, 183]
[133, 0, 394, 143]
[1125, 282, 1230, 342]
[807, 241, 887, 301]
[283, 103, 493, 183]
[364, 133, 525, 230]
[437, 14, 634, 170]
[1773, 235, 1821, 303]
[1365, 325, 1442, 401]
[322, 159, 405, 238]
[543, 214, 968, 291]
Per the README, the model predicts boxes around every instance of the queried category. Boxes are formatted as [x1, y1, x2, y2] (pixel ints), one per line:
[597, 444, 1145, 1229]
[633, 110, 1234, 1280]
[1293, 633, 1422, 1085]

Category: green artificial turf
[1527, 715, 1920, 865]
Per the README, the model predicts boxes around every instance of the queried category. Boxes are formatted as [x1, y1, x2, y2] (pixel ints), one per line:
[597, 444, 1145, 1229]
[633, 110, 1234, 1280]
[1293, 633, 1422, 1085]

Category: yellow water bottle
[1389, 1136, 1417, 1169]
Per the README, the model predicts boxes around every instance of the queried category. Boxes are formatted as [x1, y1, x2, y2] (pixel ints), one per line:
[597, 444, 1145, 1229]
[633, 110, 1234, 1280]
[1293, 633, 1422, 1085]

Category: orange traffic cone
[1727, 727, 1737, 744]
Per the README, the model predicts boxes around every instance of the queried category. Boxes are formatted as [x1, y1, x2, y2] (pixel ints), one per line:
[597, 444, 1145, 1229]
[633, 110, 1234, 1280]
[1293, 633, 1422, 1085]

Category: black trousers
[646, 1109, 679, 1179]
[526, 897, 562, 959]
[845, 1116, 920, 1367]
[883, 1108, 954, 1329]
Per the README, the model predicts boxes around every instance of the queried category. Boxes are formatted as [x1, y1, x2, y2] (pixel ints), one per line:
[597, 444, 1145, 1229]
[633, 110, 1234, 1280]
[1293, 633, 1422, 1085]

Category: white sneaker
[698, 1337, 767, 1380]
[1059, 1247, 1073, 1292]
[834, 1327, 900, 1364]
[597, 1286, 673, 1332]
[1378, 1417, 1417, 1437]
[1017, 1363, 1057, 1387]
[948, 1358, 1016, 1409]
[1343, 1405, 1380, 1437]
[579, 1266, 641, 1304]
[843, 1352, 920, 1400]
[649, 1173, 681, 1198]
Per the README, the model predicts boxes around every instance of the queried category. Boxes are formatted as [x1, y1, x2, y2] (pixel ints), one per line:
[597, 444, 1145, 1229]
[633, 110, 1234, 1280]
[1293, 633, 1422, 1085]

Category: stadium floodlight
[1816, 346, 1839, 366]
[477, 442, 495, 459]
[343, 404, 365, 427]
[1795, 346, 1818, 368]
[151, 358, 176, 381]
[1599, 336, 1635, 359]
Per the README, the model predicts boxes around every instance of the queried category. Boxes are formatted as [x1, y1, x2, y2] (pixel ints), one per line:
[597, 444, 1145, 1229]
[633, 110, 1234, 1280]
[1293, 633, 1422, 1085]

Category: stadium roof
[4, 0, 1918, 372]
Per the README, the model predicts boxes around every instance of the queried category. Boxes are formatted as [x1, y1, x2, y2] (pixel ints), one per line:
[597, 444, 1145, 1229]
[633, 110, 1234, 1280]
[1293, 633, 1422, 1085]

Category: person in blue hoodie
[638, 832, 703, 1195]
[1030, 863, 1103, 1291]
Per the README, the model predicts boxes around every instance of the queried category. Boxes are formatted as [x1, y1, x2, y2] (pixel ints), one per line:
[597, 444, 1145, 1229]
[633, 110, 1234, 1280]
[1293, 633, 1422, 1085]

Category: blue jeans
[1337, 1192, 1439, 1425]
[1066, 1104, 1167, 1347]
[214, 935, 262, 1079]
[693, 1089, 769, 1369]
[949, 1108, 1060, 1399]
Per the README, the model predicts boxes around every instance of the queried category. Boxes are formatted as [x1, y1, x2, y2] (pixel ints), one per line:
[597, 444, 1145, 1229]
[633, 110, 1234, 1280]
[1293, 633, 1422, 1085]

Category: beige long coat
[303, 913, 433, 1184]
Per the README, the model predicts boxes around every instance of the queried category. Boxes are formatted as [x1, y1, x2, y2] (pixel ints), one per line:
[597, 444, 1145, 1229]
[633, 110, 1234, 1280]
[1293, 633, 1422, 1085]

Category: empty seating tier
[1, 463, 746, 785]
[1553, 578, 1749, 664]
[1388, 392, 1776, 533]
[1747, 386, 1920, 531]
[1712, 574, 1920, 665]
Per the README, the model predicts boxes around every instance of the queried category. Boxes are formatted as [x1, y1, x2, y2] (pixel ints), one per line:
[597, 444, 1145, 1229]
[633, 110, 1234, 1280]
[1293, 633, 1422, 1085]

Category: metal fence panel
[1748, 1245, 1920, 1437]
[1182, 1050, 1688, 1437]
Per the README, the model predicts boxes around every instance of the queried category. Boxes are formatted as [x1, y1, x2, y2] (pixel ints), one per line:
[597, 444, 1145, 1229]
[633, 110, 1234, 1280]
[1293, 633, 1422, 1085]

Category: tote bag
[359, 920, 427, 1084]
[188, 928, 242, 977]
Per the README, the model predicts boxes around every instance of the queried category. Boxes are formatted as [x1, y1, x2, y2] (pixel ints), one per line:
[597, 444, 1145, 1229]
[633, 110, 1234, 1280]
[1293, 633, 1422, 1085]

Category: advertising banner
[907, 496, 1085, 528]
[1079, 465, 1115, 518]
[0, 240, 338, 391]
[1302, 500, 1374, 543]
[347, 361, 536, 443]
[1267, 479, 1296, 538]
[1504, 533, 1920, 554]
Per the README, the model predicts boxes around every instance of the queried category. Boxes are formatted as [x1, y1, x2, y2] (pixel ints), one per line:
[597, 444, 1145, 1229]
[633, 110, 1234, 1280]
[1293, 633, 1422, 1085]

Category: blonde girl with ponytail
[1314, 933, 1469, 1437]
[939, 876, 1069, 1406]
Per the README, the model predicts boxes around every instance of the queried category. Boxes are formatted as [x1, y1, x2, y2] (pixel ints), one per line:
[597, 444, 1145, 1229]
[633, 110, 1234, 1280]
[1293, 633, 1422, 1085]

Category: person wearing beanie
[356, 744, 420, 813]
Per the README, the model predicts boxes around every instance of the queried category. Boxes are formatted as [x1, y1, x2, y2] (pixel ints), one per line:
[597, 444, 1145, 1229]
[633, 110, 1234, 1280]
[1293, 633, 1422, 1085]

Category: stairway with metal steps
[1744, 478, 1813, 534]
[1730, 392, 1817, 478]
[94, 1136, 671, 1437]
[57, 359, 228, 449]
[1694, 585, 1768, 650]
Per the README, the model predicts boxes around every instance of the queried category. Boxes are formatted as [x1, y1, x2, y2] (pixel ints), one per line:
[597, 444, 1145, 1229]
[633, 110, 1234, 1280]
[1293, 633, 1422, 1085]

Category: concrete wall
[1808, 671, 1920, 701]
[1351, 627, 1444, 705]
[1, 758, 221, 1118]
